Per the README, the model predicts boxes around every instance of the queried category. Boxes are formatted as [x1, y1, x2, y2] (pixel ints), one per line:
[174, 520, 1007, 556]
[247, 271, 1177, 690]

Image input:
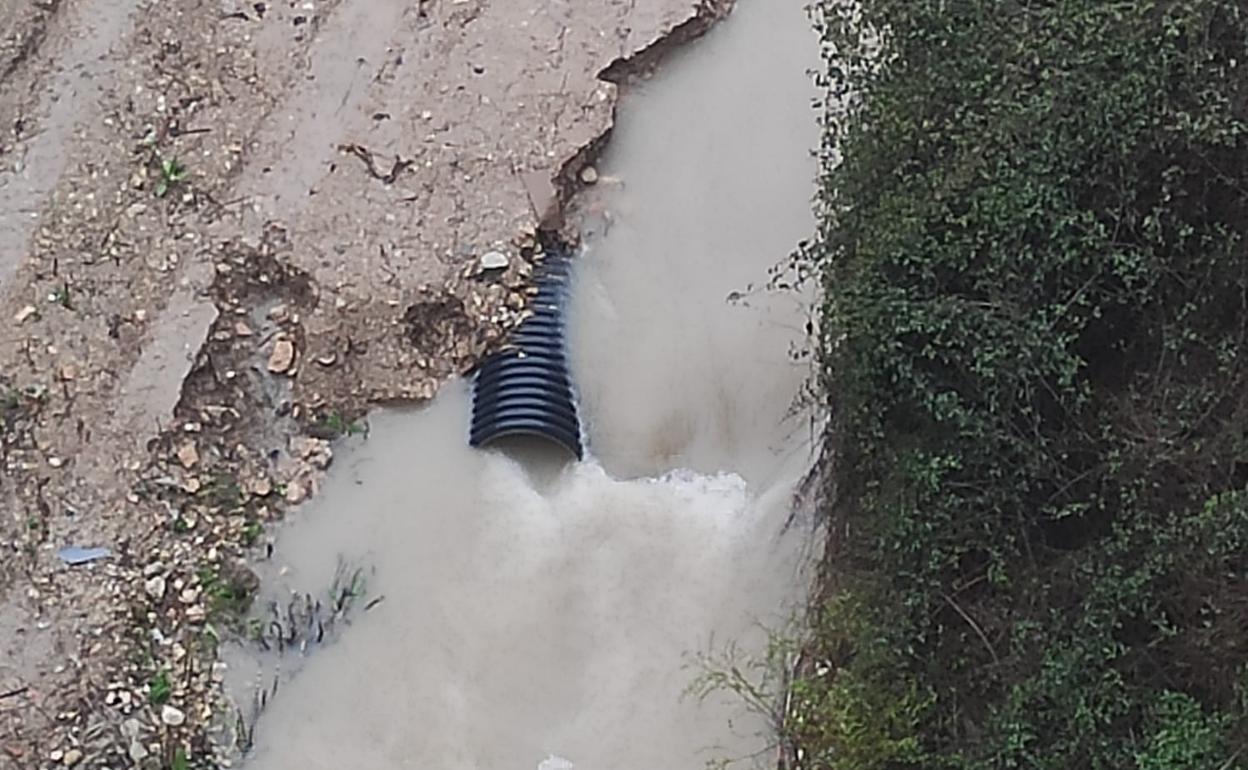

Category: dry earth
[0, 0, 729, 766]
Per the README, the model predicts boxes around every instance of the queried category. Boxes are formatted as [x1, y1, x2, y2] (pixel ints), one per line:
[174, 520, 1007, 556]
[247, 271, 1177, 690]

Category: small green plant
[51, 283, 73, 310]
[684, 629, 802, 769]
[197, 565, 259, 625]
[310, 410, 367, 439]
[155, 157, 188, 198]
[149, 670, 172, 705]
[171, 747, 190, 770]
[0, 388, 21, 438]
[329, 559, 368, 613]
[195, 566, 217, 589]
[241, 520, 264, 546]
[198, 472, 243, 510]
[0, 366, 49, 440]
[197, 625, 221, 658]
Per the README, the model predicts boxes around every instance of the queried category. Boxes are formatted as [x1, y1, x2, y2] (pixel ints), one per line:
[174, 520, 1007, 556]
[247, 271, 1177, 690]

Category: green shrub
[797, 0, 1248, 767]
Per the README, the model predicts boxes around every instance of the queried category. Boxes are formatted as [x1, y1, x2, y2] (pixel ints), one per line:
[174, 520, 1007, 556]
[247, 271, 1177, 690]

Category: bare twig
[940, 591, 1000, 667]
[337, 143, 412, 184]
[1216, 747, 1243, 770]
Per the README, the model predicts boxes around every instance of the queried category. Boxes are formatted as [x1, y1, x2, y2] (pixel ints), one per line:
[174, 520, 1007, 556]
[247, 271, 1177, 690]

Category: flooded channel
[228, 2, 822, 767]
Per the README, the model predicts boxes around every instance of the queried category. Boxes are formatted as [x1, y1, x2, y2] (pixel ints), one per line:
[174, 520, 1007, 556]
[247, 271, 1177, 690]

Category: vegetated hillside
[793, 1, 1248, 767]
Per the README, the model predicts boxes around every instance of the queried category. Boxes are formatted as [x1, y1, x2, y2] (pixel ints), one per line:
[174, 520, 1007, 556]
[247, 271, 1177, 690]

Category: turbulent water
[227, 2, 822, 767]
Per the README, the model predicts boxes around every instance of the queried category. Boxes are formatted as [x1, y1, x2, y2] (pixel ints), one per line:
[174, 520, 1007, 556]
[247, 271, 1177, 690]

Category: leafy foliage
[149, 669, 172, 705]
[795, 1, 1248, 767]
[156, 157, 188, 198]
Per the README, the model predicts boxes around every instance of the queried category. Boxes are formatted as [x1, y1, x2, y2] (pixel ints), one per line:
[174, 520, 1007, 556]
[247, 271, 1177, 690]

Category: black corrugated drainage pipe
[468, 248, 584, 459]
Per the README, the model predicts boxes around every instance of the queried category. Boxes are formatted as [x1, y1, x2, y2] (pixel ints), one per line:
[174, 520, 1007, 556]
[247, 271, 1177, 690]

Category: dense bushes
[795, 1, 1248, 767]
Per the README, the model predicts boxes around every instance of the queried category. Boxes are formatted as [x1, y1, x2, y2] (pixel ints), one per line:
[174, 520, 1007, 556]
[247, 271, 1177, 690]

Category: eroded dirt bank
[0, 1, 726, 764]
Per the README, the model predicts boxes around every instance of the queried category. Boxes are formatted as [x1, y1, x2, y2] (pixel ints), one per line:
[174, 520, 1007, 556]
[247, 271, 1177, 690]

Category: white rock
[246, 474, 273, 497]
[284, 480, 307, 504]
[160, 705, 185, 726]
[479, 250, 509, 270]
[14, 305, 37, 324]
[129, 741, 149, 763]
[120, 718, 141, 739]
[144, 576, 166, 600]
[293, 436, 329, 460]
[211, 661, 229, 683]
[293, 437, 334, 470]
[579, 165, 599, 184]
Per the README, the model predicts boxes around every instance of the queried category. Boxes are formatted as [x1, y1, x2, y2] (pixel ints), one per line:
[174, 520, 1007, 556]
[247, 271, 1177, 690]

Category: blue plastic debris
[57, 546, 111, 565]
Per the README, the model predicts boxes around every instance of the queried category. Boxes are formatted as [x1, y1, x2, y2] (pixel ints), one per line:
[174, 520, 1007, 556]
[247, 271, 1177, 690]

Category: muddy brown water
[226, 2, 821, 767]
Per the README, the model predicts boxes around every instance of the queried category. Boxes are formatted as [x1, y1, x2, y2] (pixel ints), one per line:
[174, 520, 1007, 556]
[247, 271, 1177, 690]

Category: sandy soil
[0, 0, 728, 765]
